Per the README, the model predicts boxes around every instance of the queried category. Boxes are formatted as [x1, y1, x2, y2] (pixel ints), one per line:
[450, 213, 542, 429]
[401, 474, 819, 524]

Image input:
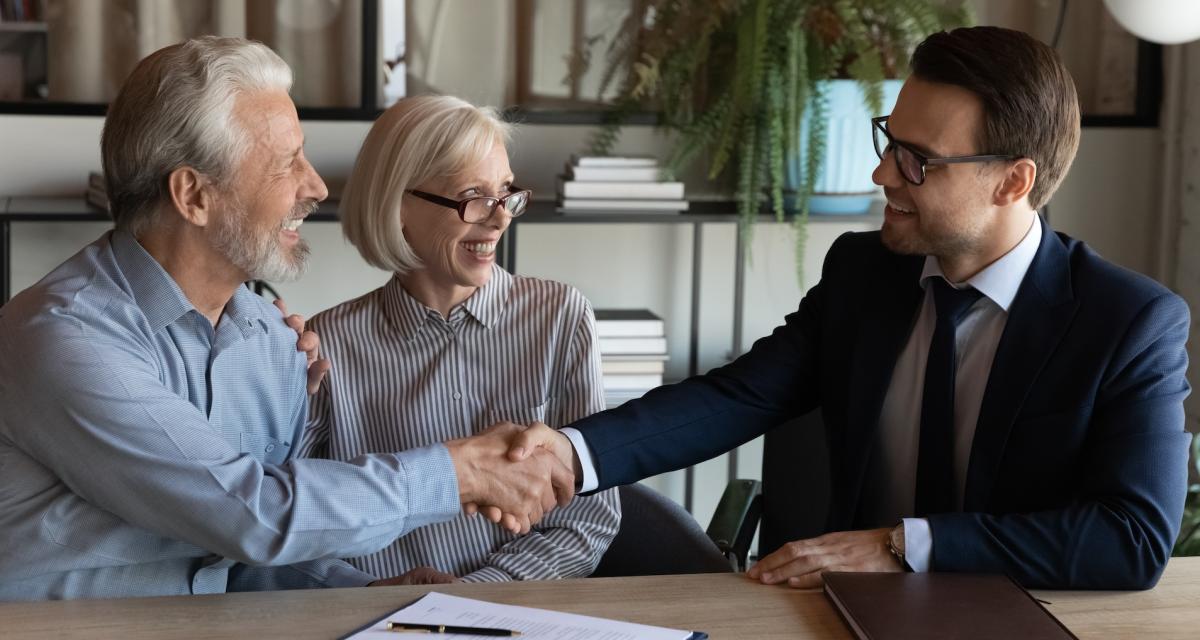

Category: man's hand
[746, 528, 902, 588]
[273, 298, 331, 394]
[506, 421, 578, 477]
[446, 422, 575, 535]
[368, 566, 459, 586]
[467, 422, 579, 526]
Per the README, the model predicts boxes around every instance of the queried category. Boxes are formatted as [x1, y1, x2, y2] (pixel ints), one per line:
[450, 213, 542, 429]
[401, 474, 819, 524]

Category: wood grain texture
[3, 559, 1199, 639]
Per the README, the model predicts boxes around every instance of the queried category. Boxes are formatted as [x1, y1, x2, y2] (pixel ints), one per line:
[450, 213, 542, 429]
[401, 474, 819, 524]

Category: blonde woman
[297, 95, 619, 584]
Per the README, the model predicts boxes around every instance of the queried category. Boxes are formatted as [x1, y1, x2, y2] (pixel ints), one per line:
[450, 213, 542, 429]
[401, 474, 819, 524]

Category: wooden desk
[3, 558, 1199, 639]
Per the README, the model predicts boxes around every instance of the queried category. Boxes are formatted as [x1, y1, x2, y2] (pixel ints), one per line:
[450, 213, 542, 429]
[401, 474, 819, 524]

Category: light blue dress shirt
[565, 215, 1043, 572]
[0, 231, 461, 601]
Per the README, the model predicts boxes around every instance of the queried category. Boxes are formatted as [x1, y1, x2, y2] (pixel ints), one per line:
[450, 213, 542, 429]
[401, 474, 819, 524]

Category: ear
[993, 158, 1037, 207]
[166, 166, 217, 228]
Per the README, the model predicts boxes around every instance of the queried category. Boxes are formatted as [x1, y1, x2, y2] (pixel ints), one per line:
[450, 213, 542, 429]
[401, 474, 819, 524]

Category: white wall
[0, 113, 1165, 526]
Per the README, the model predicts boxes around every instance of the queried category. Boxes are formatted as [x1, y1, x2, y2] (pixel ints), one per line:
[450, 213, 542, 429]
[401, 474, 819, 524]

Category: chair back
[591, 482, 733, 577]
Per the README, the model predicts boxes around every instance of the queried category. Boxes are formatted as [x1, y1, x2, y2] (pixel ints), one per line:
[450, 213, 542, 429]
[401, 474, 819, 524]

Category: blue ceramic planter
[786, 79, 903, 215]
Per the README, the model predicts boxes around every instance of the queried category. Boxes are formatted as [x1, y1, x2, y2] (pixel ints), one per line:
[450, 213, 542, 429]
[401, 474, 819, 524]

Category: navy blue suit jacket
[571, 219, 1191, 589]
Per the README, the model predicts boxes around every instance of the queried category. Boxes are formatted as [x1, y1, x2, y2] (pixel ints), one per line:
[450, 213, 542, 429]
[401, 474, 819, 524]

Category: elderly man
[0, 36, 571, 601]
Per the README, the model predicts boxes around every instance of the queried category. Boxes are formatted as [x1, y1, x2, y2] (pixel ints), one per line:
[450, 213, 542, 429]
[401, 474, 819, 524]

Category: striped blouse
[296, 265, 620, 582]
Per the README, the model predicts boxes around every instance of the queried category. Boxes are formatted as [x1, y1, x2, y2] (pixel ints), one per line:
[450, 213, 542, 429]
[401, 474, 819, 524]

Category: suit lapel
[838, 251, 924, 524]
[963, 218, 1079, 511]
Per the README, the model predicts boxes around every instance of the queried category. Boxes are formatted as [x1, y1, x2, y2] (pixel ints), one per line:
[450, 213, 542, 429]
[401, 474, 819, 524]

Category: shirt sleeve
[902, 518, 932, 572]
[462, 294, 620, 581]
[562, 427, 601, 493]
[0, 318, 462, 569]
[228, 558, 376, 591]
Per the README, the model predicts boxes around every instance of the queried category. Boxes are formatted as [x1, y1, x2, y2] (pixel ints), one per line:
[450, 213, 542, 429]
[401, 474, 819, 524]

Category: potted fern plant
[581, 0, 972, 280]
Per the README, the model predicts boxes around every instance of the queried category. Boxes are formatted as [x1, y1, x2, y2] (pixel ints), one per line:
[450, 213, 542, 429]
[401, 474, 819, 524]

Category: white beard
[211, 198, 314, 283]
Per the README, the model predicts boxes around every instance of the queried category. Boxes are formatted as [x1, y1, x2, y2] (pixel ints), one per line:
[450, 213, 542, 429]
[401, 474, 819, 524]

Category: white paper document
[344, 591, 700, 639]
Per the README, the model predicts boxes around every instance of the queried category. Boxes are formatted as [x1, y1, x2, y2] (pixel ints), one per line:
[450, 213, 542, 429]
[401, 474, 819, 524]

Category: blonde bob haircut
[340, 95, 513, 274]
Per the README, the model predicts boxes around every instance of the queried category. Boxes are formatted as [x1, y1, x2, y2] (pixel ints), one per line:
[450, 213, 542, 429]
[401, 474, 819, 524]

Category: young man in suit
[512, 25, 1191, 589]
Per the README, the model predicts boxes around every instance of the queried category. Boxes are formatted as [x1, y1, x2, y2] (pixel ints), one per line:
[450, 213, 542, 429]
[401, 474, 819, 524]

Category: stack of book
[558, 155, 688, 213]
[595, 309, 668, 409]
[85, 171, 109, 212]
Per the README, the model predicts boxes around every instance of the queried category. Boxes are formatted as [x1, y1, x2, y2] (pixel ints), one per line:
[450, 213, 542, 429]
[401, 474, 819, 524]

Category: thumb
[507, 429, 536, 462]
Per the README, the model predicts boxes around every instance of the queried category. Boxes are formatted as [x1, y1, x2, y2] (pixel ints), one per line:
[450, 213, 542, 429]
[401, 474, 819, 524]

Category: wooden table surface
[3, 557, 1198, 639]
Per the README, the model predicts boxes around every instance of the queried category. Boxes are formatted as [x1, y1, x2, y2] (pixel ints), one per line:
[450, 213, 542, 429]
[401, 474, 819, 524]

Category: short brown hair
[911, 26, 1080, 210]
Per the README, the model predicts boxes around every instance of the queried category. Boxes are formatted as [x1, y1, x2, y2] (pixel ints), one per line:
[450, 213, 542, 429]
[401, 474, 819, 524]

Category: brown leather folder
[823, 572, 1077, 639]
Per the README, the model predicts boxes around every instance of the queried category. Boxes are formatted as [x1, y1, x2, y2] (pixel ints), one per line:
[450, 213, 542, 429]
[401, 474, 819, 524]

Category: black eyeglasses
[406, 187, 532, 224]
[872, 116, 1021, 186]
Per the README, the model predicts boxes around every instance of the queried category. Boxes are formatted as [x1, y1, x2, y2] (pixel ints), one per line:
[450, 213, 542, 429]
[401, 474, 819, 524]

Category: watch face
[889, 525, 905, 554]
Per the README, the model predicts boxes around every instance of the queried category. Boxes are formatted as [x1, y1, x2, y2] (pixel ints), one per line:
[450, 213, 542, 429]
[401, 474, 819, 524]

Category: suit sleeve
[928, 292, 1191, 589]
[569, 234, 849, 491]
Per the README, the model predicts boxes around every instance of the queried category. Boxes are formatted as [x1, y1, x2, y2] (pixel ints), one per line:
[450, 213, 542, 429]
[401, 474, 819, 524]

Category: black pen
[386, 621, 522, 636]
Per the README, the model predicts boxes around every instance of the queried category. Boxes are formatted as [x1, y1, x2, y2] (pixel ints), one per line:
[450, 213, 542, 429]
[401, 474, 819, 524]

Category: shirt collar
[111, 229, 269, 336]
[919, 213, 1043, 312]
[381, 265, 513, 340]
[111, 229, 194, 332]
[461, 265, 512, 329]
[223, 283, 272, 339]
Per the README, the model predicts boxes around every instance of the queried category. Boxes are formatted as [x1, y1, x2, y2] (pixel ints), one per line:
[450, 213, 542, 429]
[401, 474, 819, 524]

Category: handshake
[444, 422, 579, 534]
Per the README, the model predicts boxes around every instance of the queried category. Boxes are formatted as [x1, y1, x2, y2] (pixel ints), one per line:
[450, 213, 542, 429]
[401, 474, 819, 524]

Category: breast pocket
[240, 432, 292, 466]
[486, 400, 550, 429]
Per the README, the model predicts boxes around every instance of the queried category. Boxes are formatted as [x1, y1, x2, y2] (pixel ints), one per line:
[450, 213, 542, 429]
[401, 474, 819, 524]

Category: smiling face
[872, 76, 1007, 261]
[401, 143, 514, 291]
[210, 89, 328, 282]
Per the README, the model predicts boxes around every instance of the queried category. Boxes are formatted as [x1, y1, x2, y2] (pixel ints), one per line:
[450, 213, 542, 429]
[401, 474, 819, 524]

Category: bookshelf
[0, 195, 879, 513]
[0, 21, 45, 32]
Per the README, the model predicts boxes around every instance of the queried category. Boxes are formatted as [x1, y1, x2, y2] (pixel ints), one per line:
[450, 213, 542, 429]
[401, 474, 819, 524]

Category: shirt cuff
[902, 518, 932, 572]
[560, 427, 599, 493]
[395, 444, 463, 529]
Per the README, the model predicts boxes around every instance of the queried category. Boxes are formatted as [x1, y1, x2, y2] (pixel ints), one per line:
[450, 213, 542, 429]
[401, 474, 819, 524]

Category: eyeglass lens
[873, 124, 925, 185]
[462, 191, 530, 223]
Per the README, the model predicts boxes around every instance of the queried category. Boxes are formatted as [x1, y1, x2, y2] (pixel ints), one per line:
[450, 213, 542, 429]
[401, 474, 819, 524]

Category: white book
[560, 199, 689, 212]
[601, 353, 670, 362]
[601, 359, 666, 374]
[605, 389, 651, 400]
[561, 180, 685, 200]
[570, 154, 659, 167]
[602, 373, 664, 390]
[568, 164, 662, 181]
[594, 309, 665, 337]
[605, 389, 651, 408]
[599, 336, 668, 355]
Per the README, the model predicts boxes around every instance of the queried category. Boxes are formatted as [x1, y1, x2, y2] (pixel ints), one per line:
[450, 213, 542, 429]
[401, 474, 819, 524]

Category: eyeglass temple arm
[925, 154, 1022, 166]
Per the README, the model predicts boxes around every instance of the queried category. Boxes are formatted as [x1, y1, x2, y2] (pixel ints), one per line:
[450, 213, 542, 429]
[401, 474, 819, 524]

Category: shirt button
[453, 392, 462, 400]
[265, 444, 275, 453]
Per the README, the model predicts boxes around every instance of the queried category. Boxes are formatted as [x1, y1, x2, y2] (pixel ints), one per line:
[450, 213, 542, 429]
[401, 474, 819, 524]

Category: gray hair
[101, 36, 293, 236]
[340, 95, 513, 274]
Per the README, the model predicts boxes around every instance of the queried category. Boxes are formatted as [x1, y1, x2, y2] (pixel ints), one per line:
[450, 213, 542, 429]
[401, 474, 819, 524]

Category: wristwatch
[887, 522, 911, 571]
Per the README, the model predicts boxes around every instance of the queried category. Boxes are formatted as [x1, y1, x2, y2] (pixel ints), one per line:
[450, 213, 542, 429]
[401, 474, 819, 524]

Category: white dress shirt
[565, 215, 1042, 572]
